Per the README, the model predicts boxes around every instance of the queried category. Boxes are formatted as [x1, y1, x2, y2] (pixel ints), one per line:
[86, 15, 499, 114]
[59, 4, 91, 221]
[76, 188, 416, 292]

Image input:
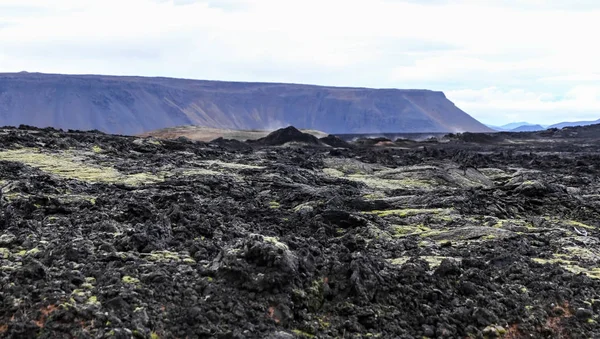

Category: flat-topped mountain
[0, 72, 492, 135]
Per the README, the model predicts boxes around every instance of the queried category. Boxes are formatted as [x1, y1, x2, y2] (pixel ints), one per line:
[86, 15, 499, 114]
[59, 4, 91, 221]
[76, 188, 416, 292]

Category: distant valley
[0, 72, 492, 135]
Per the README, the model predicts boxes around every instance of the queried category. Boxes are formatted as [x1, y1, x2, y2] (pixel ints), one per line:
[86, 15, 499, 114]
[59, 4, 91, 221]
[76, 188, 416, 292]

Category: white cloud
[447, 86, 600, 125]
[0, 0, 599, 124]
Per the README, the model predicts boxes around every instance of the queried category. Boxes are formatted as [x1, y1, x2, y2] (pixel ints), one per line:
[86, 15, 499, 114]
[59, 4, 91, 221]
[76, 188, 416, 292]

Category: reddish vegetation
[503, 324, 525, 338]
[543, 302, 573, 338]
[33, 304, 58, 328]
[268, 306, 281, 324]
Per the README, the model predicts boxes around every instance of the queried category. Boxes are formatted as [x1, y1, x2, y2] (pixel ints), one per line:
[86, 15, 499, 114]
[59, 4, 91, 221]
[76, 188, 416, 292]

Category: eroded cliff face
[0, 72, 492, 135]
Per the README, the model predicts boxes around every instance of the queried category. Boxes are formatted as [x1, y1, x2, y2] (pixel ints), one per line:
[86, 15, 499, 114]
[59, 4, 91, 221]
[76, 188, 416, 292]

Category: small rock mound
[319, 135, 353, 148]
[210, 137, 253, 151]
[452, 132, 502, 143]
[252, 126, 322, 146]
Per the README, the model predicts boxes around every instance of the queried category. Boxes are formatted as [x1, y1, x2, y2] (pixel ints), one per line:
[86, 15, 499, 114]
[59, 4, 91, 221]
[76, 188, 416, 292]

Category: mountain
[0, 72, 493, 135]
[485, 122, 535, 131]
[510, 124, 545, 132]
[548, 118, 600, 129]
[500, 122, 533, 130]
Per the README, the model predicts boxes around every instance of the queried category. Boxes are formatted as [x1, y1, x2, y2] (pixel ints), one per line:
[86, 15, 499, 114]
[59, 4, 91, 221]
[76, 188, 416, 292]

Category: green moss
[151, 333, 160, 339]
[291, 329, 315, 338]
[0, 148, 164, 185]
[81, 283, 94, 290]
[419, 229, 446, 238]
[366, 208, 452, 218]
[176, 168, 221, 177]
[389, 256, 458, 269]
[263, 236, 289, 250]
[143, 250, 195, 264]
[322, 168, 345, 177]
[201, 160, 264, 170]
[532, 258, 572, 265]
[532, 257, 600, 279]
[392, 224, 431, 237]
[388, 257, 410, 266]
[122, 276, 140, 284]
[318, 316, 330, 328]
[306, 278, 325, 312]
[268, 201, 281, 209]
[26, 247, 40, 256]
[565, 220, 595, 229]
[86, 296, 100, 305]
[92, 145, 103, 153]
[346, 174, 432, 190]
[72, 289, 86, 297]
[147, 250, 180, 262]
[364, 193, 386, 200]
[0, 248, 10, 259]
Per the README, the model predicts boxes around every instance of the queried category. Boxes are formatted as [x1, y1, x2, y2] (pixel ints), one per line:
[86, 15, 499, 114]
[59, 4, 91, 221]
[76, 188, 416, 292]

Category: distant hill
[0, 72, 493, 135]
[511, 124, 546, 132]
[486, 122, 535, 131]
[548, 119, 600, 129]
[501, 122, 533, 130]
[488, 119, 600, 132]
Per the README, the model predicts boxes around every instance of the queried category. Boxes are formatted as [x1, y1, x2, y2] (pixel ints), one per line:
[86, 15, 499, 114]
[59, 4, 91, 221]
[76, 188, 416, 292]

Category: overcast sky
[1, 0, 599, 126]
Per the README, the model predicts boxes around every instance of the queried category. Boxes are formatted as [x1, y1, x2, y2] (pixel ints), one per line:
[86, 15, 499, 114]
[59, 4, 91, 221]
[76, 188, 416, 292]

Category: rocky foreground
[1, 125, 600, 338]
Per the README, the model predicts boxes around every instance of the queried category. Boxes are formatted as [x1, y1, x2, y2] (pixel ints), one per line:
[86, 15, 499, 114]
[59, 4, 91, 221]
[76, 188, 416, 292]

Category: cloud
[447, 86, 600, 125]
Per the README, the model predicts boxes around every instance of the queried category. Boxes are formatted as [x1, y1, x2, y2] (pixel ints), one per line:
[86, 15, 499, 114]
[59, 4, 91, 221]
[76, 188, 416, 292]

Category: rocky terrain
[1, 124, 600, 338]
[0, 72, 492, 135]
[138, 126, 329, 143]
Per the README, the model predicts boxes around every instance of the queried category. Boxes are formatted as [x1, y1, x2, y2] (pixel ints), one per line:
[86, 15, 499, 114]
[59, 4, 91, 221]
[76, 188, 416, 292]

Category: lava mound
[319, 135, 353, 148]
[209, 137, 253, 151]
[252, 126, 322, 146]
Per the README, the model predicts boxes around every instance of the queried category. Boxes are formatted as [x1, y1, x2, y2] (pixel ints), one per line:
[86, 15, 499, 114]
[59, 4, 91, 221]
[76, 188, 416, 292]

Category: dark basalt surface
[250, 127, 322, 146]
[1, 124, 600, 338]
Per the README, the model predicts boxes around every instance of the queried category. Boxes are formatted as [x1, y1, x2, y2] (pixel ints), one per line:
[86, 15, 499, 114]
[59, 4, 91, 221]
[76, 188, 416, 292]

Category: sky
[0, 0, 599, 126]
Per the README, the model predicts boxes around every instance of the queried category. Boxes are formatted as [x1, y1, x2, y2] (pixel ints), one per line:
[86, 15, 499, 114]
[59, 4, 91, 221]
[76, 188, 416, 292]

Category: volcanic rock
[319, 135, 353, 148]
[0, 125, 599, 338]
[251, 126, 322, 146]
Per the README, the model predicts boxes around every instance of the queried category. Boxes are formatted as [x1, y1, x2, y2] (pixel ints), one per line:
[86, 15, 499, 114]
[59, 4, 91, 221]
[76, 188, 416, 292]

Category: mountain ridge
[0, 72, 492, 135]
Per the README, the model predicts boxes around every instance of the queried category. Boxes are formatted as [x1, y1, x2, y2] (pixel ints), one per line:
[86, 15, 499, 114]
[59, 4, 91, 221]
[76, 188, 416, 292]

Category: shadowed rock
[251, 126, 322, 146]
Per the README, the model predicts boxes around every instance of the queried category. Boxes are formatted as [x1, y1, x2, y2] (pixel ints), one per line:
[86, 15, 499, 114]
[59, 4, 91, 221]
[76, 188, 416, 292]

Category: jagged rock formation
[0, 72, 492, 135]
[0, 125, 600, 337]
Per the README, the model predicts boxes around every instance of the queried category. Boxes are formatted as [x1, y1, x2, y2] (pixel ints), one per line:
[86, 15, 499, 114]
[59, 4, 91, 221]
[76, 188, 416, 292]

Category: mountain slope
[0, 72, 492, 135]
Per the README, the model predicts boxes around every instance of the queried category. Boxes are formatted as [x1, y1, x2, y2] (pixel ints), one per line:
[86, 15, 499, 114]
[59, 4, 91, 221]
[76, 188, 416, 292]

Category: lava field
[1, 125, 600, 338]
